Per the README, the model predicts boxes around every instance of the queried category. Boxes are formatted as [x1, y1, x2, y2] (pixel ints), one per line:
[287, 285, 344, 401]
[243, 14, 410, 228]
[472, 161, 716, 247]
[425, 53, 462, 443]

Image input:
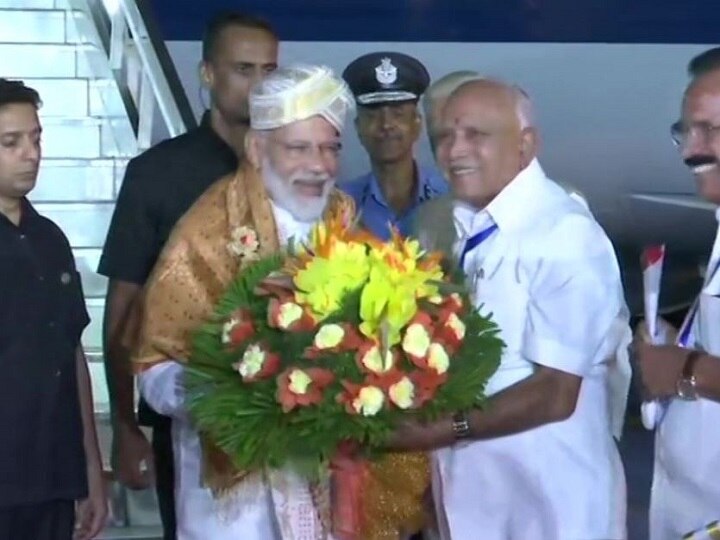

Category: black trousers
[152, 422, 176, 540]
[0, 500, 75, 540]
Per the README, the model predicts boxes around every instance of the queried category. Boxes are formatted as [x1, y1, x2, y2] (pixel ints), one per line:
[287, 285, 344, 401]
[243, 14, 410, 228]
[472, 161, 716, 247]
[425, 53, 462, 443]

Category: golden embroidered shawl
[131, 163, 429, 538]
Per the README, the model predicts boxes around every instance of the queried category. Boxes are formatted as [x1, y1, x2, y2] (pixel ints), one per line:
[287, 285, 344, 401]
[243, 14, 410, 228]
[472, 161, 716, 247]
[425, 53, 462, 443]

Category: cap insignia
[375, 57, 397, 86]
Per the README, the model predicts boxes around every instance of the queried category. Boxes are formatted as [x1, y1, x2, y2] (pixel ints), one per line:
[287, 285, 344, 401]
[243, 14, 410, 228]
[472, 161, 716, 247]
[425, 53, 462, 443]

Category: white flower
[227, 226, 260, 260]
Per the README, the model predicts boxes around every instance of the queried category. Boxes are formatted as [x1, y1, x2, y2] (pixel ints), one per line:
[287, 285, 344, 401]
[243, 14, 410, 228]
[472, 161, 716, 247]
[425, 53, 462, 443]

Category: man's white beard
[261, 158, 334, 223]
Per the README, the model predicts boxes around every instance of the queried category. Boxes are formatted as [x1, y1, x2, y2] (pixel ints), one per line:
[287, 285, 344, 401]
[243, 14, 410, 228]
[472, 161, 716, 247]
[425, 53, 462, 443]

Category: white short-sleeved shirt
[650, 209, 720, 540]
[434, 159, 630, 540]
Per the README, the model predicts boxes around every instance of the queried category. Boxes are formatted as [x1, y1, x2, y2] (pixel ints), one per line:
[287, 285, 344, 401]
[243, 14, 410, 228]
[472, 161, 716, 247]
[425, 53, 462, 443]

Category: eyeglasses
[670, 120, 720, 147]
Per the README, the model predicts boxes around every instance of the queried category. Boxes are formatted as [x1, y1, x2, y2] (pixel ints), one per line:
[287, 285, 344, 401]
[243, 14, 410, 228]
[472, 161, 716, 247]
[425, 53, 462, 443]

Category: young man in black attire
[0, 78, 106, 539]
[97, 11, 279, 539]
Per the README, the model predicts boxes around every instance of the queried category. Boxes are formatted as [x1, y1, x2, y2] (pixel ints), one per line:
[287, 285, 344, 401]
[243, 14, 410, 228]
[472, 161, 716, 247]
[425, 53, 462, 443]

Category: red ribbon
[330, 441, 370, 540]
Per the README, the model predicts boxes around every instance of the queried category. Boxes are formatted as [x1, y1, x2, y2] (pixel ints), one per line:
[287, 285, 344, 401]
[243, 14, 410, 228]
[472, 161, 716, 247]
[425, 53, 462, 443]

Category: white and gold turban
[249, 64, 355, 132]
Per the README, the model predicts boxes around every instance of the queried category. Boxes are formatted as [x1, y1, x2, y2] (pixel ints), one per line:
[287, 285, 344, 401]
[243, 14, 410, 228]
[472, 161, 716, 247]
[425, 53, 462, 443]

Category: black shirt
[97, 112, 238, 425]
[0, 199, 90, 506]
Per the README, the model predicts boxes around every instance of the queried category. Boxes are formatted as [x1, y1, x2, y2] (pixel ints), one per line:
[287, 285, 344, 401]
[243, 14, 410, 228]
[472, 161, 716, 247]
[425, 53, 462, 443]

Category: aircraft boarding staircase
[0, 0, 195, 537]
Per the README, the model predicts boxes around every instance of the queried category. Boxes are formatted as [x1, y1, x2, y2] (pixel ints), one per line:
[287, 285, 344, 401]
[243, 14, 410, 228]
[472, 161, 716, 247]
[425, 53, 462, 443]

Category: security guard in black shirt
[97, 12, 278, 539]
[0, 79, 106, 539]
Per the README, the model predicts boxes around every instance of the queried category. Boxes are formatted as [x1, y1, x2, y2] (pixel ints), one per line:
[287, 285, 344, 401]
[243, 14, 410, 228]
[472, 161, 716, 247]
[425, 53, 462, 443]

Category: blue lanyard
[458, 223, 499, 270]
[677, 256, 720, 347]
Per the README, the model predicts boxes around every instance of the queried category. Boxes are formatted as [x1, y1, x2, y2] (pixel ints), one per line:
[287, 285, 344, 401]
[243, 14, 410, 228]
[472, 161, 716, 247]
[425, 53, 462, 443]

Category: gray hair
[511, 85, 534, 130]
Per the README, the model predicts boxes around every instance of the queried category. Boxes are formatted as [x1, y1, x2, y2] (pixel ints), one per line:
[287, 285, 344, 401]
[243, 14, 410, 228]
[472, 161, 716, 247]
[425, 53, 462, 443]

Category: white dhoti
[139, 361, 328, 540]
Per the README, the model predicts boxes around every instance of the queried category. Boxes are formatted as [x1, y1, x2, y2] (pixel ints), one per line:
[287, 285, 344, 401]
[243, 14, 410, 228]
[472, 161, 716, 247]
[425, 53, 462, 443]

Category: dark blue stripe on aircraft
[147, 0, 720, 44]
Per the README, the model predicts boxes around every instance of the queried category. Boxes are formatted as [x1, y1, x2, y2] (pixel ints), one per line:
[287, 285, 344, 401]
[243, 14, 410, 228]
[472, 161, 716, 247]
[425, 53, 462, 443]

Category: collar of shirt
[483, 157, 550, 233]
[0, 197, 38, 231]
[198, 109, 237, 161]
[270, 201, 314, 248]
[451, 158, 548, 237]
[452, 201, 493, 240]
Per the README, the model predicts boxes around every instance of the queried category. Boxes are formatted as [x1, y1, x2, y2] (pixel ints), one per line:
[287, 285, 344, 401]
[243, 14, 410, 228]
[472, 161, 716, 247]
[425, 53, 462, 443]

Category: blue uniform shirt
[340, 163, 449, 240]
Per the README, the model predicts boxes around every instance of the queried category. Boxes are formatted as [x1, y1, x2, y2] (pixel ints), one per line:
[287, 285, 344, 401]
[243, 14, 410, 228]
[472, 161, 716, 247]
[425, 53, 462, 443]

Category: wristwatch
[676, 350, 703, 401]
[452, 411, 471, 440]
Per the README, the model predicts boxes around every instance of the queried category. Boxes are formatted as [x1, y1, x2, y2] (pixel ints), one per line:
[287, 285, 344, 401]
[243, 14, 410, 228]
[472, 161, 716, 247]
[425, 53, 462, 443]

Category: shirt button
[19, 234, 25, 240]
[38, 276, 45, 282]
[48, 321, 56, 328]
[55, 369, 61, 377]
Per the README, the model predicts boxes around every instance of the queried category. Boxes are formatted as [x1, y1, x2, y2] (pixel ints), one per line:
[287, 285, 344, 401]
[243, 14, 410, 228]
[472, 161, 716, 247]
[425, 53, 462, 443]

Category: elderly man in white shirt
[389, 79, 631, 540]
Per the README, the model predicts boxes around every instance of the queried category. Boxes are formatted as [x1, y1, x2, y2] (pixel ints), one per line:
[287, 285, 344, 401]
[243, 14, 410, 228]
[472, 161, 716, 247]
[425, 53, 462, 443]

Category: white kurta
[650, 209, 720, 540]
[138, 203, 323, 540]
[433, 160, 631, 540]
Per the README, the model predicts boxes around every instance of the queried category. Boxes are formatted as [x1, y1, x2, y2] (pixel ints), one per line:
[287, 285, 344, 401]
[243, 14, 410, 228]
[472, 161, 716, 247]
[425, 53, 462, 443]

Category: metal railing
[65, 0, 196, 150]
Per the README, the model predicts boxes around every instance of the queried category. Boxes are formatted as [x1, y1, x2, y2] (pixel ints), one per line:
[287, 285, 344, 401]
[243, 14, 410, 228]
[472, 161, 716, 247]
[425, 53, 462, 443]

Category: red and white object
[640, 245, 666, 429]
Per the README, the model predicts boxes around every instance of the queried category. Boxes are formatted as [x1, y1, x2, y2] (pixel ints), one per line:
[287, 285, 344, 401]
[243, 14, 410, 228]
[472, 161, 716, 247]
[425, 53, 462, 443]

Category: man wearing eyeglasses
[634, 47, 720, 540]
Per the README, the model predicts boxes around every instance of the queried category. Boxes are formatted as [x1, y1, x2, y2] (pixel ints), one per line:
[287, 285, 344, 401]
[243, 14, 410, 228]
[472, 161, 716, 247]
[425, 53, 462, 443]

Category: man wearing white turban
[129, 64, 355, 540]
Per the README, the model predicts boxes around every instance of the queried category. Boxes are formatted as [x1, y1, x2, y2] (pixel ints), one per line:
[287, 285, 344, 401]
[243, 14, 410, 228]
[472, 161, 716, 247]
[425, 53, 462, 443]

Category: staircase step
[0, 8, 67, 43]
[33, 201, 113, 247]
[88, 359, 110, 419]
[83, 297, 105, 349]
[0, 43, 80, 78]
[0, 0, 55, 8]
[33, 158, 123, 202]
[41, 117, 102, 158]
[25, 78, 90, 117]
[73, 247, 107, 298]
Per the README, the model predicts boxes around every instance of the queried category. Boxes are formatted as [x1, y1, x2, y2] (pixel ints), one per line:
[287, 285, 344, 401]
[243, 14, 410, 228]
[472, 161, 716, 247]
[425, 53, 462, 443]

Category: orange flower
[231, 343, 280, 382]
[276, 367, 334, 412]
[267, 297, 316, 332]
[337, 380, 386, 416]
[435, 310, 466, 353]
[221, 309, 255, 347]
[407, 340, 451, 376]
[441, 293, 465, 315]
[370, 370, 420, 410]
[304, 323, 364, 359]
[409, 369, 446, 406]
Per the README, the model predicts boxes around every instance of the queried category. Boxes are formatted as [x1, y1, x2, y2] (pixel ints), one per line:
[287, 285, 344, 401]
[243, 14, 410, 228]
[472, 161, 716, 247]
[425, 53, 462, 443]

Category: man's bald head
[451, 79, 535, 130]
[677, 67, 720, 204]
[435, 78, 539, 209]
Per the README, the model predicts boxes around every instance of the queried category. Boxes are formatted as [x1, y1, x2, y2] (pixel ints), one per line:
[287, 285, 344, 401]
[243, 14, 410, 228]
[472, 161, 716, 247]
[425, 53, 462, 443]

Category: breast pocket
[473, 260, 529, 356]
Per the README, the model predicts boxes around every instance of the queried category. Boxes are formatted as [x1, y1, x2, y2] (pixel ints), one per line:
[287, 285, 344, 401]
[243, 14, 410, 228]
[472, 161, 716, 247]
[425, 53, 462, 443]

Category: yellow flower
[389, 377, 416, 409]
[314, 324, 345, 349]
[427, 343, 450, 374]
[402, 323, 431, 358]
[352, 386, 385, 416]
[294, 241, 370, 320]
[288, 369, 313, 394]
[358, 233, 444, 344]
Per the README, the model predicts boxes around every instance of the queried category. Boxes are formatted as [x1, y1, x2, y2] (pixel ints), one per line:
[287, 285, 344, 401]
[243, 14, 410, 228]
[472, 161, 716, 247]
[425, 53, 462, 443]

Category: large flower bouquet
[185, 201, 503, 528]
